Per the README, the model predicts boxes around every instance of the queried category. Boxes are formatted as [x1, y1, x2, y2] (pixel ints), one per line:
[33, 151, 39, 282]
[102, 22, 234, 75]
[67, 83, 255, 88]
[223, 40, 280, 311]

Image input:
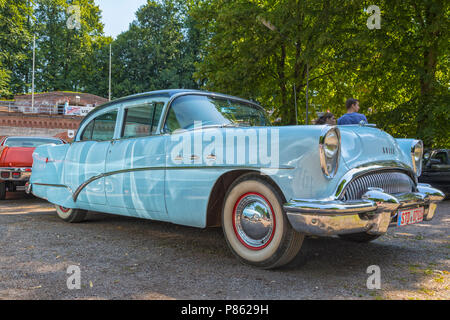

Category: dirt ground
[0, 191, 448, 300]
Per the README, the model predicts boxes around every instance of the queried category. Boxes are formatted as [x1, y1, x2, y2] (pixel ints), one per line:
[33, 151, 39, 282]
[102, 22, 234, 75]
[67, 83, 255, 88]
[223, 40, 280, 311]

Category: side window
[81, 120, 94, 141]
[121, 102, 164, 138]
[80, 109, 118, 141]
[92, 110, 118, 141]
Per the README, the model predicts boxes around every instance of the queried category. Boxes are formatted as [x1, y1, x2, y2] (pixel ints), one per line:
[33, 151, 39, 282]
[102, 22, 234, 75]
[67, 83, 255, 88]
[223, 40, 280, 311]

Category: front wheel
[55, 205, 87, 223]
[222, 174, 304, 269]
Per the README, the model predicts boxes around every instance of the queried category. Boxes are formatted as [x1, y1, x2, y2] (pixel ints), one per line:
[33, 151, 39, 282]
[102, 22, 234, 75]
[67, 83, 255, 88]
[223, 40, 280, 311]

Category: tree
[33, 0, 110, 94]
[111, 0, 200, 98]
[0, 0, 33, 97]
[189, 0, 449, 147]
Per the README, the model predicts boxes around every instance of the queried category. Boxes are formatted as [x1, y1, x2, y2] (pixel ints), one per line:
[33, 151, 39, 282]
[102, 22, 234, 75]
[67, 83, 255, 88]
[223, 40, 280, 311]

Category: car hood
[0, 146, 35, 167]
[339, 125, 409, 170]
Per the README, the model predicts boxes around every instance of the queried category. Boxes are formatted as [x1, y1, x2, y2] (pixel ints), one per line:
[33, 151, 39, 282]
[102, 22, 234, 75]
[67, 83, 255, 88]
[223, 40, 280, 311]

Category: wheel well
[205, 170, 286, 227]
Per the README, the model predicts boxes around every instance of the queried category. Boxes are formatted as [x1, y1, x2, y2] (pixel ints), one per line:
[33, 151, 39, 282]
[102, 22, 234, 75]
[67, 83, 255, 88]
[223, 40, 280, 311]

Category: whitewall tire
[222, 174, 304, 269]
[55, 205, 87, 223]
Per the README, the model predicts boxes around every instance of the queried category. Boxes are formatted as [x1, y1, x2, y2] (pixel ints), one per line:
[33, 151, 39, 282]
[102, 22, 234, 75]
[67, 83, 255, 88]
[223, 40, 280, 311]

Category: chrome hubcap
[233, 193, 275, 249]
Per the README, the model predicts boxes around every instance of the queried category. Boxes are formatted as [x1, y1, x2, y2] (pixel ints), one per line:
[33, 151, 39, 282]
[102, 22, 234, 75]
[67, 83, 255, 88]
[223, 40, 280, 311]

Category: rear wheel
[338, 232, 381, 243]
[55, 205, 87, 223]
[222, 174, 304, 269]
[0, 182, 5, 200]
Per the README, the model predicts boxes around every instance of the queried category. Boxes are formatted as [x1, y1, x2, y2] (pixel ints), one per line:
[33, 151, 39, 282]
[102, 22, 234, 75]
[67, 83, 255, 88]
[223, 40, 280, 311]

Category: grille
[340, 171, 415, 201]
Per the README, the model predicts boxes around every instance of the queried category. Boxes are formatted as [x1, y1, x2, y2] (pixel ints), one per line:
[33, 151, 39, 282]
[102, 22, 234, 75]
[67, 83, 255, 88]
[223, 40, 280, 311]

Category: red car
[0, 136, 65, 200]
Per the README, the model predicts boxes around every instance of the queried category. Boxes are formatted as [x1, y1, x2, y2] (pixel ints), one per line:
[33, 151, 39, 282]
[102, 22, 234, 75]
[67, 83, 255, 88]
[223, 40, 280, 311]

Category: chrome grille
[341, 171, 415, 201]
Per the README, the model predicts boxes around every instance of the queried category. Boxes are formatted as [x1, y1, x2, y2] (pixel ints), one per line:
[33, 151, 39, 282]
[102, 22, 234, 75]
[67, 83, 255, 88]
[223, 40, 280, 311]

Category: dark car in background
[419, 149, 450, 197]
[0, 136, 65, 200]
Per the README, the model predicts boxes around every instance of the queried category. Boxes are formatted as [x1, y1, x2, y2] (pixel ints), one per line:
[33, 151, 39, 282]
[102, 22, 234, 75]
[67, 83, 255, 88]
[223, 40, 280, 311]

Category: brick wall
[0, 113, 82, 140]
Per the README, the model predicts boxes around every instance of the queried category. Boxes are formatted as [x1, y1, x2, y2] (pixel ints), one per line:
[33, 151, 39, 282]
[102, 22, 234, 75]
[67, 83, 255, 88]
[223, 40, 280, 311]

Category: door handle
[190, 155, 200, 161]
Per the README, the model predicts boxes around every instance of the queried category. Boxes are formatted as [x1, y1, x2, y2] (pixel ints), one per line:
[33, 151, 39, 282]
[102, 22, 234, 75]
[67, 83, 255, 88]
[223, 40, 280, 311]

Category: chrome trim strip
[72, 165, 294, 202]
[33, 182, 73, 194]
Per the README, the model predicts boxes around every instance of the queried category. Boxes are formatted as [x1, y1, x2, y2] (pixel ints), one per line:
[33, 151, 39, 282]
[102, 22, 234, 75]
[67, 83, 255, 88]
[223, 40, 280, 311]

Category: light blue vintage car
[28, 89, 445, 269]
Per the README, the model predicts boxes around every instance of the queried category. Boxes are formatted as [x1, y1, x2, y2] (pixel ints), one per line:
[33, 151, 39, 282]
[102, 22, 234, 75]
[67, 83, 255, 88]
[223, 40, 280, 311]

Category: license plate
[397, 207, 424, 226]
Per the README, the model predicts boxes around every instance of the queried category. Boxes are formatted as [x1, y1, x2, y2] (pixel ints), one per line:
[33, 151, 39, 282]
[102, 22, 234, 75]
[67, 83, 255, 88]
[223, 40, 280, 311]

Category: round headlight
[319, 127, 341, 178]
[411, 140, 423, 176]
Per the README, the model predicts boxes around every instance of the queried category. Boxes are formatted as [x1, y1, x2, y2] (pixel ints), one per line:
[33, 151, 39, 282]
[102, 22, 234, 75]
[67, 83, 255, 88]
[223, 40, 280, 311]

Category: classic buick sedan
[28, 90, 445, 268]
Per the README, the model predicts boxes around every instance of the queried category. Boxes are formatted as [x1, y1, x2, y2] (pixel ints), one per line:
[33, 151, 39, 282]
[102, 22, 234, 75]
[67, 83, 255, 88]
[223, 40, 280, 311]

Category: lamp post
[109, 43, 112, 101]
[31, 35, 35, 112]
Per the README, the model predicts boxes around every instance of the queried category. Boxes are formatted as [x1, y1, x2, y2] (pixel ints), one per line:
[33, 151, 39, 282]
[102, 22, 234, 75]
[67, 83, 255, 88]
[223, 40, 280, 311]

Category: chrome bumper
[0, 167, 32, 182]
[284, 184, 445, 236]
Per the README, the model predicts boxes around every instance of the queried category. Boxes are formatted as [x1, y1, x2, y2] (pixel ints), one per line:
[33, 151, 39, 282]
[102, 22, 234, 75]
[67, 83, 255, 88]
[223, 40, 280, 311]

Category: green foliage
[0, 0, 32, 97]
[110, 0, 200, 98]
[33, 0, 110, 94]
[0, 0, 447, 147]
[190, 0, 449, 147]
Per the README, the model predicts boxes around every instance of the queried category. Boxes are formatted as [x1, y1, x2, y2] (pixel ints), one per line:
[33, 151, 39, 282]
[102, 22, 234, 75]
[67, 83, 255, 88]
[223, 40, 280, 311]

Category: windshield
[164, 95, 270, 132]
[4, 137, 63, 148]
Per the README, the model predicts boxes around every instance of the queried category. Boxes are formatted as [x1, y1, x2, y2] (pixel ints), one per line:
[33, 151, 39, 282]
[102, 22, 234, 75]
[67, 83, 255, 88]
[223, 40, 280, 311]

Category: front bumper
[0, 167, 32, 182]
[284, 184, 445, 236]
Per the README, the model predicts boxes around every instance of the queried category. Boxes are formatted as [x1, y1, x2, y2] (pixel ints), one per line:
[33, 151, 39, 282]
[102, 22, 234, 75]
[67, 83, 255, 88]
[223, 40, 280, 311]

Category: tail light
[1, 172, 9, 179]
[12, 172, 21, 178]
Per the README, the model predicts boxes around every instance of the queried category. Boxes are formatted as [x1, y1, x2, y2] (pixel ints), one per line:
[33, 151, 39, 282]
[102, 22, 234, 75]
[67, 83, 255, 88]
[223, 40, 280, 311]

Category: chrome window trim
[75, 105, 120, 142]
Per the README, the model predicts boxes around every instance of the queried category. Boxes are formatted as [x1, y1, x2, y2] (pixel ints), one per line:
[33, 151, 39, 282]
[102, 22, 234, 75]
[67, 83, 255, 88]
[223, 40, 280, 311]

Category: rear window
[4, 137, 64, 148]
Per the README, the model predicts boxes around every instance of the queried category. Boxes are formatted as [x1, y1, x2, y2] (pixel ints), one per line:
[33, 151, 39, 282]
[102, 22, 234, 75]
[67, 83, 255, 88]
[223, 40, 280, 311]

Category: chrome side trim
[72, 165, 295, 202]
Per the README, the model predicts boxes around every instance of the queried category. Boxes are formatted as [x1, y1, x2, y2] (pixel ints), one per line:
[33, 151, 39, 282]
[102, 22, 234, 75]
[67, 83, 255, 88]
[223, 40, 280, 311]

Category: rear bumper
[284, 184, 445, 236]
[0, 167, 32, 182]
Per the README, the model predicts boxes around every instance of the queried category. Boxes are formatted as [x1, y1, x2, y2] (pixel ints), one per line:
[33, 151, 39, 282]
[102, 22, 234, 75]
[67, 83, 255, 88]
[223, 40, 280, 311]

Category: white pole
[31, 35, 35, 112]
[305, 64, 309, 125]
[109, 43, 112, 101]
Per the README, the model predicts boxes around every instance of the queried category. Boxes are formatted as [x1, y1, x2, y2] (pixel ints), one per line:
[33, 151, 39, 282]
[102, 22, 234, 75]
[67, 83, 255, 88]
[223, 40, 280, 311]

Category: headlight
[319, 127, 341, 178]
[411, 140, 423, 176]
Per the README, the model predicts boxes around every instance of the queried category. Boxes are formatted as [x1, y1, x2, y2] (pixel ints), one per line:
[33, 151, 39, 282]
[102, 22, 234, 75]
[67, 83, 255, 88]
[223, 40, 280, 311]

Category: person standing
[337, 98, 368, 125]
[315, 112, 336, 125]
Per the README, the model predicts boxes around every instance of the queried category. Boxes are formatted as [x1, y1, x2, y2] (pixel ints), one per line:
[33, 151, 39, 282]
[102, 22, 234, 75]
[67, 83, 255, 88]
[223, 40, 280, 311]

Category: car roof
[91, 89, 260, 112]
[79, 89, 263, 128]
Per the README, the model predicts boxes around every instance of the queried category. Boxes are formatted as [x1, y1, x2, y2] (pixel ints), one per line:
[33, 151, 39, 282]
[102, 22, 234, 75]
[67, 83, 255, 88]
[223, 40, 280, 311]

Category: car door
[64, 107, 119, 207]
[105, 97, 169, 221]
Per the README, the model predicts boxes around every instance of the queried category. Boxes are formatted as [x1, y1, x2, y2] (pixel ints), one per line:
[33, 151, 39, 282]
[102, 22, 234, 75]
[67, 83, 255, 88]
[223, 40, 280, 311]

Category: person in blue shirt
[337, 98, 368, 125]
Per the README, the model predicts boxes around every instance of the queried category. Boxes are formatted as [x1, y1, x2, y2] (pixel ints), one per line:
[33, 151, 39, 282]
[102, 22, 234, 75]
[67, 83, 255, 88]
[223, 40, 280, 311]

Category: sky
[94, 0, 148, 38]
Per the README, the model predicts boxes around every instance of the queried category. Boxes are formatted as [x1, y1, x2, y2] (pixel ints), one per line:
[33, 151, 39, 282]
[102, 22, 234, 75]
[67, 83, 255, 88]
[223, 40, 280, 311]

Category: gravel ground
[0, 191, 448, 300]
